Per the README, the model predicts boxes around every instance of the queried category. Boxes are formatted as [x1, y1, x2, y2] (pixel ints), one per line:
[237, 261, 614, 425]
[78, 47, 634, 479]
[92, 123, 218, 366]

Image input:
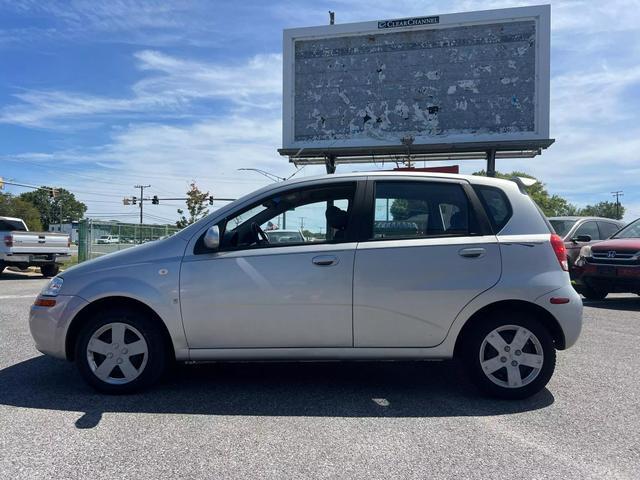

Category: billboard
[281, 5, 550, 157]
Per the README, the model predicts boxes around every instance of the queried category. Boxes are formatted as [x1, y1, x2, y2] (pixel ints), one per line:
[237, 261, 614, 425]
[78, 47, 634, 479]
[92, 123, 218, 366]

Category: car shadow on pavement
[583, 296, 640, 312]
[0, 271, 45, 281]
[0, 355, 554, 428]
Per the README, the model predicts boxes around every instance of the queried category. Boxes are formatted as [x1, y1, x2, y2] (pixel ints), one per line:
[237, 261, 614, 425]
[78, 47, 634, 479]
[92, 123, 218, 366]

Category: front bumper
[573, 262, 640, 293]
[29, 295, 88, 359]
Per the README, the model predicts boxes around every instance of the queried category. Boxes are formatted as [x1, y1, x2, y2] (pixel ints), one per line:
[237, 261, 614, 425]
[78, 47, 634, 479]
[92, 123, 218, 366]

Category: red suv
[573, 218, 640, 300]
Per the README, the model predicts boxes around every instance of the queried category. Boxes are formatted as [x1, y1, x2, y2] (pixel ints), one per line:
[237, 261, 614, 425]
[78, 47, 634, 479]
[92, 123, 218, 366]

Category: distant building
[49, 221, 79, 243]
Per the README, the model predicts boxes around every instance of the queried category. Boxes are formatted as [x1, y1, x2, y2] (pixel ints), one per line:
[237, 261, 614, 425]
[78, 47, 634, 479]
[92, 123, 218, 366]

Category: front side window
[372, 181, 470, 239]
[218, 183, 356, 250]
[575, 221, 600, 240]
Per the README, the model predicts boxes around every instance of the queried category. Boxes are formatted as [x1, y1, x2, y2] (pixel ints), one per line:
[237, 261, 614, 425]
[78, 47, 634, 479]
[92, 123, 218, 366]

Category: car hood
[591, 239, 640, 252]
[60, 235, 189, 279]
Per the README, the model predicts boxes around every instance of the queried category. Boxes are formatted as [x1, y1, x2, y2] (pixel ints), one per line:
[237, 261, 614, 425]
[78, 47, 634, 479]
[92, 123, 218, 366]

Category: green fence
[78, 220, 181, 263]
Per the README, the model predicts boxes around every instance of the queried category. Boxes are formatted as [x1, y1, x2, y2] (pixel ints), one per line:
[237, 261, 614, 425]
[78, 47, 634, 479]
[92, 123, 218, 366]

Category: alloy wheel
[479, 325, 544, 389]
[86, 322, 149, 385]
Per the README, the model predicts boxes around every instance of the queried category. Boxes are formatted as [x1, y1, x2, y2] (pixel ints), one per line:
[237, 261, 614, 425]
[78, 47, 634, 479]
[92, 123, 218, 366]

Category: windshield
[612, 219, 640, 239]
[549, 219, 576, 238]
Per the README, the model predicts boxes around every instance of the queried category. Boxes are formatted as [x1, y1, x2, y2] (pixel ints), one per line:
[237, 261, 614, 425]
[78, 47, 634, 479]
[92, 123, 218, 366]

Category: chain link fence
[78, 220, 181, 263]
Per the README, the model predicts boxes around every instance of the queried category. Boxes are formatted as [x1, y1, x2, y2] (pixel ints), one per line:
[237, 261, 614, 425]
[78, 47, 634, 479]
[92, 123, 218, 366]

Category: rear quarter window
[473, 186, 512, 233]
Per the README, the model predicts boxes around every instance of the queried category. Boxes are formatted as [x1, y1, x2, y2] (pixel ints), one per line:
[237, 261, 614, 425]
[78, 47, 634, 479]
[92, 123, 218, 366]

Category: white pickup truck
[0, 216, 71, 277]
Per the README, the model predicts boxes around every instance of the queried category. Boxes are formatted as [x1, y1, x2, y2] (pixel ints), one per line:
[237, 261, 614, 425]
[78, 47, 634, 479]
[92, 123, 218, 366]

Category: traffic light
[132, 196, 137, 205]
[208, 196, 214, 205]
[152, 195, 159, 205]
[123, 197, 131, 205]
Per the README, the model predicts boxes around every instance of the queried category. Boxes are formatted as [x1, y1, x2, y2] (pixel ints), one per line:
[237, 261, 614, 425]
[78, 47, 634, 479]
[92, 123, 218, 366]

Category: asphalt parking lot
[0, 272, 638, 479]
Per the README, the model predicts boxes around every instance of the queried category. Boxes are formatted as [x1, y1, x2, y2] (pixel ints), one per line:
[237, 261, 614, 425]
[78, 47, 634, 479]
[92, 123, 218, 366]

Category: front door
[353, 179, 502, 347]
[180, 182, 359, 349]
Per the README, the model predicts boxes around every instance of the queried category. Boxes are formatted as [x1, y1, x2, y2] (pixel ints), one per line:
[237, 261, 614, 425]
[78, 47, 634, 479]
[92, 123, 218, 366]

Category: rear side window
[473, 186, 512, 233]
[372, 181, 470, 239]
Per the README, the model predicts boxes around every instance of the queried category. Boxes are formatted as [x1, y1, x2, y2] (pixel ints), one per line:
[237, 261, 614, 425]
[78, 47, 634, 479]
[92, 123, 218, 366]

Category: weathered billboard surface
[281, 5, 550, 155]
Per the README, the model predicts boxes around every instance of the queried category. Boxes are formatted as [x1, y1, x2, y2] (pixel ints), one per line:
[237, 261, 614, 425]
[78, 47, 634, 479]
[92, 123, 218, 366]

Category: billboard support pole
[486, 149, 496, 177]
[325, 155, 336, 174]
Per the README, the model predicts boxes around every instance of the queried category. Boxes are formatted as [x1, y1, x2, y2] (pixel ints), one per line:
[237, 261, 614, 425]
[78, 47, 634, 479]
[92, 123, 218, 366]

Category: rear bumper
[573, 263, 640, 293]
[1, 253, 70, 265]
[535, 285, 583, 349]
[29, 295, 88, 359]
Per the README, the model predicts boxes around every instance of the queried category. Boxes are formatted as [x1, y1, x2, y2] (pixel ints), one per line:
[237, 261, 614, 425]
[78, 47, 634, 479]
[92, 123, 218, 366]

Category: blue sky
[1, 0, 639, 224]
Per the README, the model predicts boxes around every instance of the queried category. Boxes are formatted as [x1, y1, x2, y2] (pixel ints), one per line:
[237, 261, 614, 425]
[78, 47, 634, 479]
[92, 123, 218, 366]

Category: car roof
[275, 170, 520, 189]
[0, 216, 24, 222]
[548, 216, 624, 222]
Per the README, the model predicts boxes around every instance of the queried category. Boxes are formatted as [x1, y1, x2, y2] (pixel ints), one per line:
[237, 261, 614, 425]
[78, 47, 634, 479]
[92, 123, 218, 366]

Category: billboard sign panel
[281, 5, 550, 156]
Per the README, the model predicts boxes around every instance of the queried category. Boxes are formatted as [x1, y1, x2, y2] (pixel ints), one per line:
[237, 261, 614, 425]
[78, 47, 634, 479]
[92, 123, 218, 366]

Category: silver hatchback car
[30, 172, 582, 398]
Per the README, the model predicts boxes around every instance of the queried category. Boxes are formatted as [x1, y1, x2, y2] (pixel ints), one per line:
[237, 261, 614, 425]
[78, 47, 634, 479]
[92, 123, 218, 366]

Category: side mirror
[203, 225, 220, 250]
[572, 234, 592, 243]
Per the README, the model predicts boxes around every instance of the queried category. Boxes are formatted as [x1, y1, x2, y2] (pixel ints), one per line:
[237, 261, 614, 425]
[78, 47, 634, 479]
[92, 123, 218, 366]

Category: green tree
[176, 182, 210, 228]
[473, 170, 579, 217]
[0, 193, 43, 230]
[579, 201, 625, 220]
[19, 187, 86, 229]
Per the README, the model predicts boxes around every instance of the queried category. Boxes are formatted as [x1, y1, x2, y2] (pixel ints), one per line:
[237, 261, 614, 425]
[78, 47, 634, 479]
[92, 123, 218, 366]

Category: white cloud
[0, 51, 282, 128]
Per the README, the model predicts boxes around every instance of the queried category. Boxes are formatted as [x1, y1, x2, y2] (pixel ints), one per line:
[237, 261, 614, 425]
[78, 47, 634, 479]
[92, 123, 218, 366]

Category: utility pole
[612, 191, 624, 219]
[134, 185, 151, 224]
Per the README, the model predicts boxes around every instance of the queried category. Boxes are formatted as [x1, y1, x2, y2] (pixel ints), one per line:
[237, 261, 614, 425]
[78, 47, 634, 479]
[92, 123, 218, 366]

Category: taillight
[550, 234, 568, 271]
[3, 235, 12, 247]
[67, 237, 71, 248]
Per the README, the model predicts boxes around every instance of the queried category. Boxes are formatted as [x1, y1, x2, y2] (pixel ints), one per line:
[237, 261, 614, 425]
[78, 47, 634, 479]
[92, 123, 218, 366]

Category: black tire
[40, 264, 59, 278]
[581, 285, 608, 301]
[0, 261, 5, 275]
[75, 307, 167, 394]
[461, 310, 556, 400]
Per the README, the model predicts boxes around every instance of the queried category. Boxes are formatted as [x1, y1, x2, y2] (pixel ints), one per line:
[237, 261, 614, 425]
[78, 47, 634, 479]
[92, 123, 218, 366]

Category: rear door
[353, 178, 501, 347]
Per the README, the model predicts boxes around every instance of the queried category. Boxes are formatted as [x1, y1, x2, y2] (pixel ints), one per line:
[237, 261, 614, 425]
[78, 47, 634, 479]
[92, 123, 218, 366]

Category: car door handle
[458, 247, 486, 258]
[312, 255, 339, 266]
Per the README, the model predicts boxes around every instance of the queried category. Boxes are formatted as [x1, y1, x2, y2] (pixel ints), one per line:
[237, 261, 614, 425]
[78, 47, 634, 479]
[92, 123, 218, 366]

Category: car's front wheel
[462, 312, 556, 399]
[75, 308, 167, 393]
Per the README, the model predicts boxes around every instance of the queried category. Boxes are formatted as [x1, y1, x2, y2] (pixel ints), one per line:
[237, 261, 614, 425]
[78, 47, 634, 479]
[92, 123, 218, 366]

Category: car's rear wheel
[75, 308, 167, 393]
[40, 264, 59, 278]
[580, 285, 608, 301]
[462, 312, 556, 399]
[0, 261, 5, 275]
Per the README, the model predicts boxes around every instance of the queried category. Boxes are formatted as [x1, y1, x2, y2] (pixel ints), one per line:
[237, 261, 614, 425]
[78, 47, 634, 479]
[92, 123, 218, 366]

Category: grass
[59, 255, 78, 271]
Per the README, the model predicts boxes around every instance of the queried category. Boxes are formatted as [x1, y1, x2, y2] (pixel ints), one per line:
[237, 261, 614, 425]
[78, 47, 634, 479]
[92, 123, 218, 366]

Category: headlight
[579, 245, 592, 258]
[41, 277, 64, 297]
